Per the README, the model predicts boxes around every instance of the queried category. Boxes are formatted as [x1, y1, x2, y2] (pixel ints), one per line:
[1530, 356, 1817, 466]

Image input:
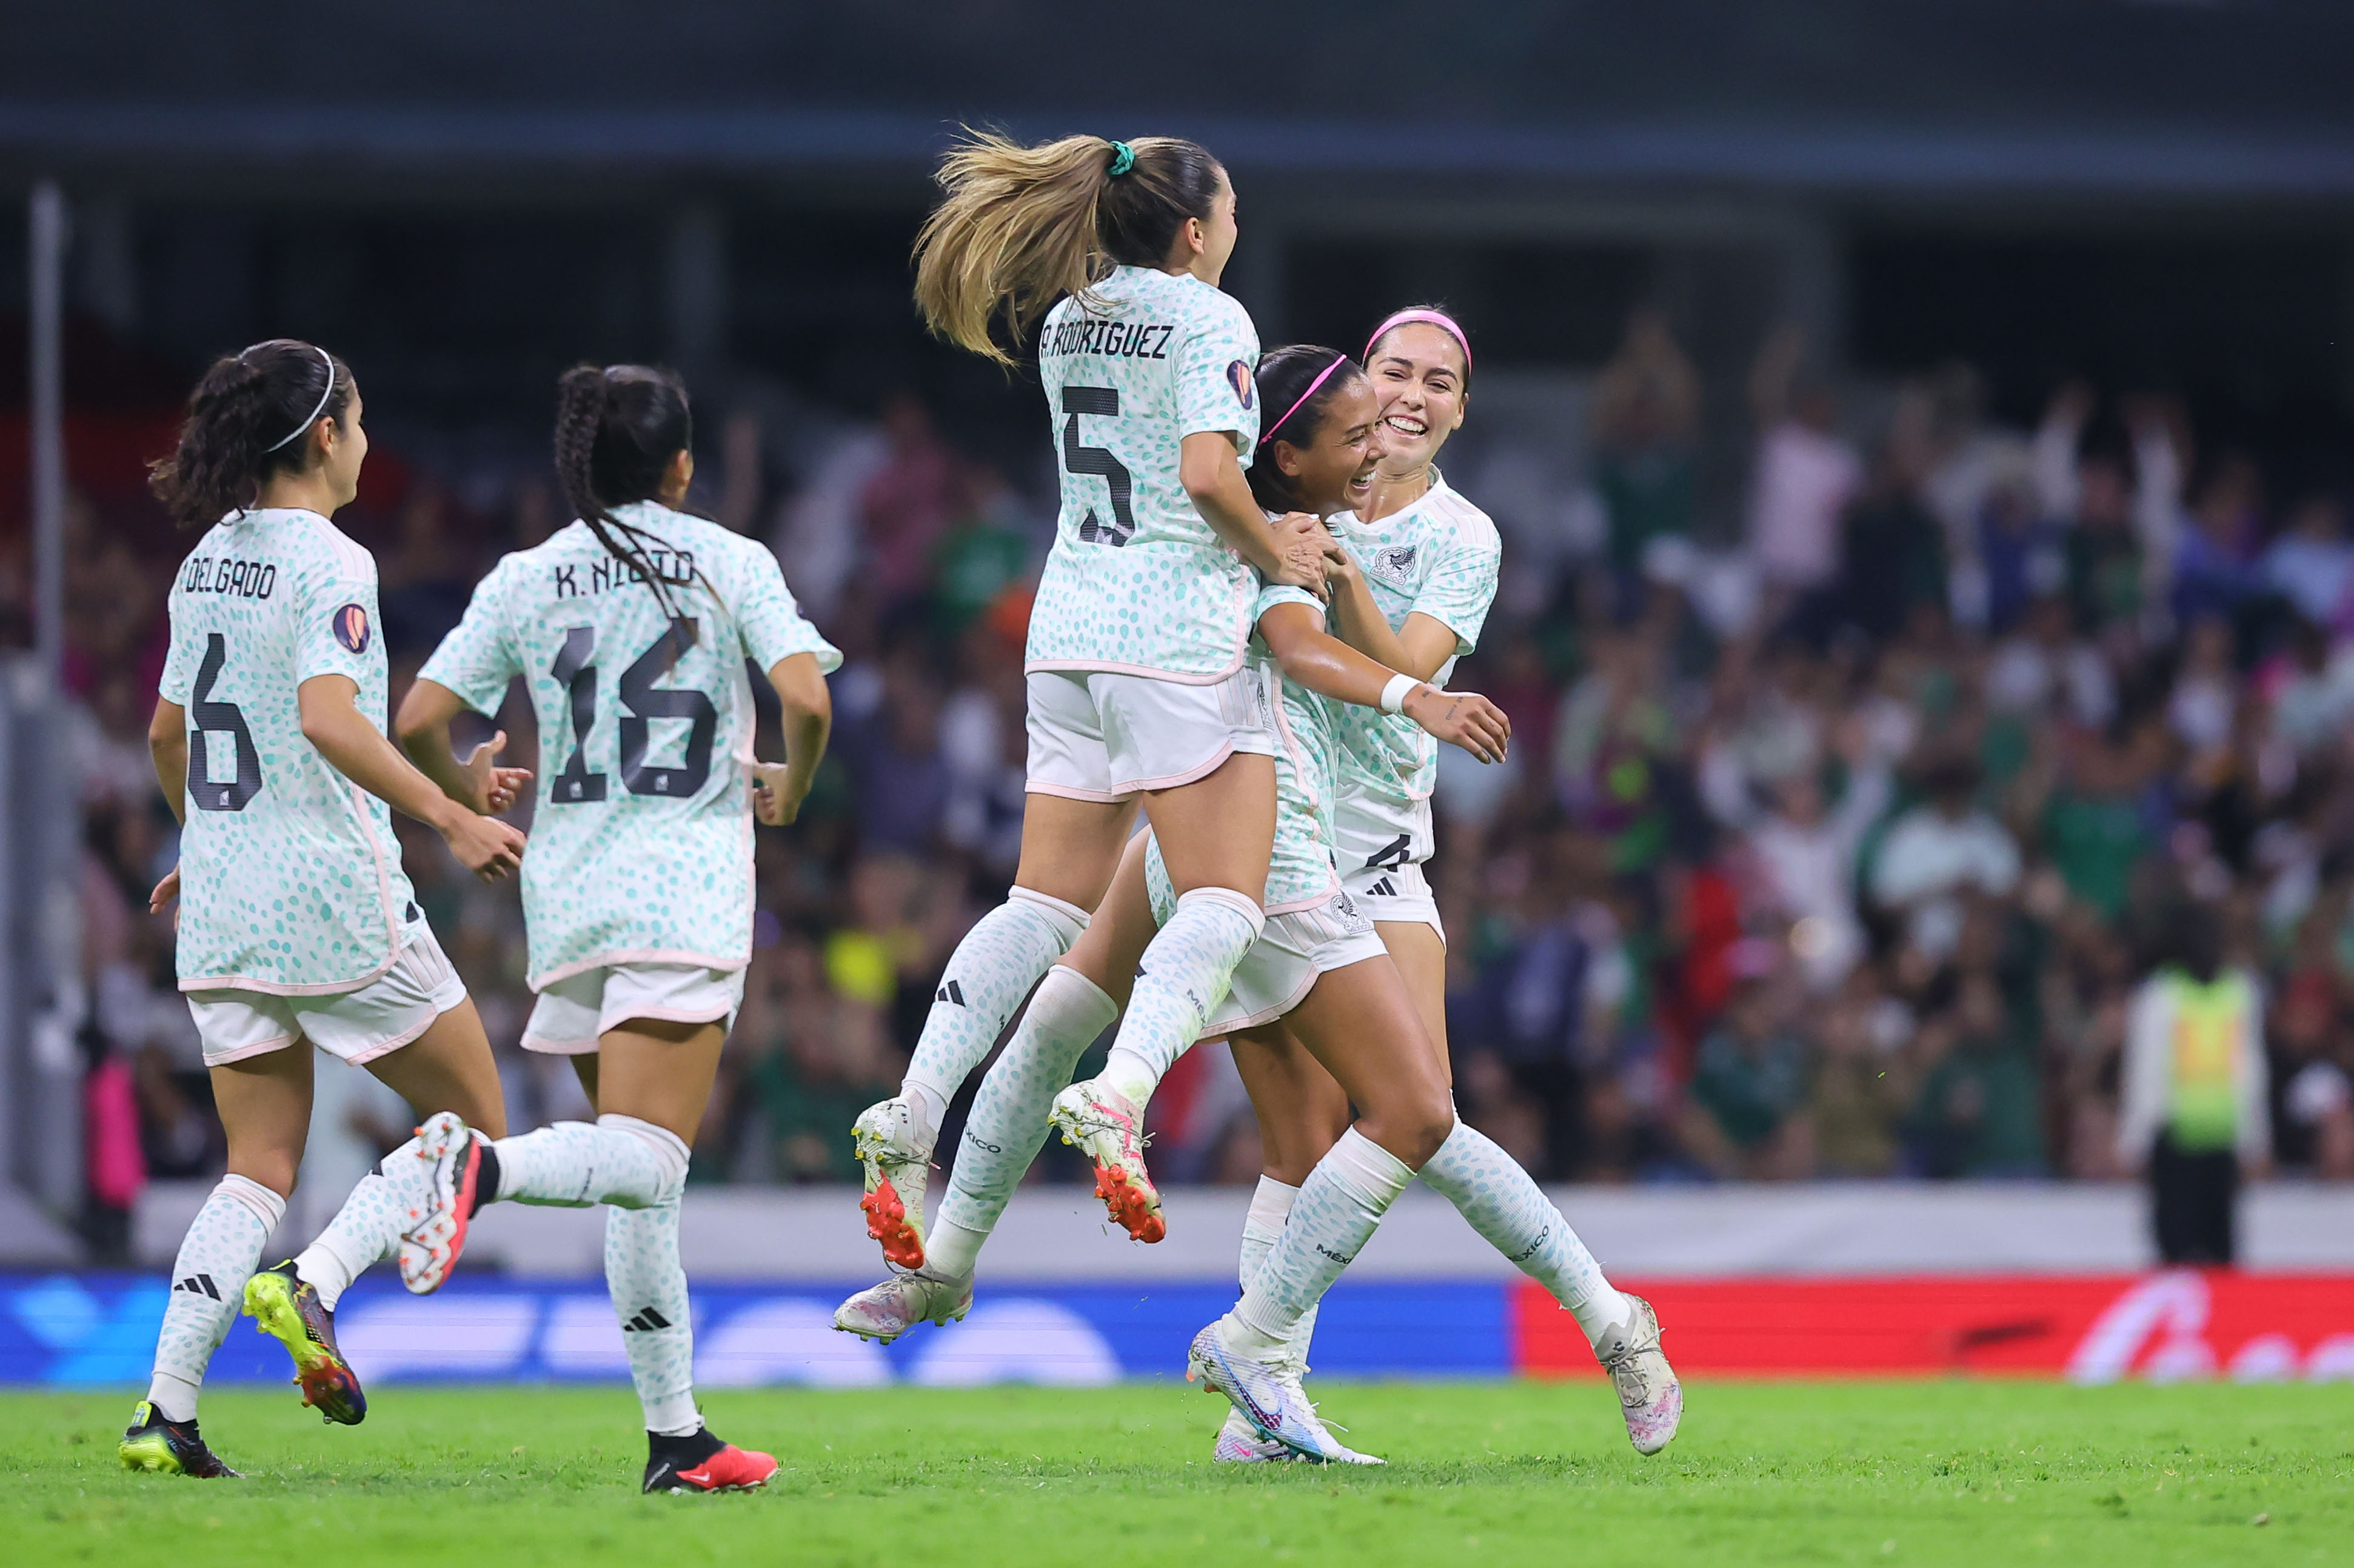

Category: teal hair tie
[1106, 140, 1136, 178]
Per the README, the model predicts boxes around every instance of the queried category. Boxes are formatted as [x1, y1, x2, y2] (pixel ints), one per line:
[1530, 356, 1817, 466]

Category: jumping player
[123, 340, 525, 1478]
[848, 131, 1328, 1271]
[248, 364, 836, 1493]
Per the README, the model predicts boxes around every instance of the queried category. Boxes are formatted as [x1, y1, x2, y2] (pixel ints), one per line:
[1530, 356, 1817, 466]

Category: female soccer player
[252, 364, 837, 1493]
[122, 339, 526, 1478]
[838, 349, 1677, 1465]
[847, 131, 1331, 1272]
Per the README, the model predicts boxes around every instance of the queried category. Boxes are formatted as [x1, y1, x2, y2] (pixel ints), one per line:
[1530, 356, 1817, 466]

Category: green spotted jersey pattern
[1146, 584, 1340, 919]
[1027, 265, 1263, 682]
[1321, 472, 1501, 804]
[161, 508, 415, 994]
[418, 504, 841, 987]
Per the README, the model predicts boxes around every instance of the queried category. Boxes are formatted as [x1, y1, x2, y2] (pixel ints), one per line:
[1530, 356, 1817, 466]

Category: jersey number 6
[187, 633, 263, 813]
[1063, 385, 1135, 547]
[547, 619, 717, 804]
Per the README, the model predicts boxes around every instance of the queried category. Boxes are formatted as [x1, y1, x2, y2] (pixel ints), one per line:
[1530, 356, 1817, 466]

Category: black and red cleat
[242, 1260, 367, 1425]
[118, 1401, 241, 1477]
[643, 1427, 778, 1493]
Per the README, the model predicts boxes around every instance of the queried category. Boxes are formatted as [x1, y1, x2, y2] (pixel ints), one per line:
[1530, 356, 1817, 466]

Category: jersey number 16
[547, 618, 717, 804]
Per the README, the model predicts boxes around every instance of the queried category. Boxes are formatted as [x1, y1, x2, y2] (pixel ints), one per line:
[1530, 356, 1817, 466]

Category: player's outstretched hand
[1266, 512, 1329, 596]
[460, 729, 533, 815]
[1402, 686, 1511, 764]
[750, 762, 809, 827]
[445, 811, 527, 882]
[149, 866, 181, 915]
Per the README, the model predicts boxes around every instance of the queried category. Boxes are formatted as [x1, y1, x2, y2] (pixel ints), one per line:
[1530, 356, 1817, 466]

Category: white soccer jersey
[161, 509, 417, 995]
[418, 504, 841, 988]
[1026, 264, 1263, 682]
[1322, 470, 1501, 804]
[1146, 584, 1340, 916]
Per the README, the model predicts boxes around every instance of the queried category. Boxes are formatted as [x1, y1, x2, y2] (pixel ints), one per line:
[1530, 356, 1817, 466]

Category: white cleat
[832, 1271, 974, 1344]
[852, 1098, 932, 1271]
[1212, 1409, 1307, 1463]
[1048, 1079, 1164, 1243]
[1186, 1318, 1379, 1464]
[1598, 1292, 1682, 1455]
[395, 1112, 485, 1295]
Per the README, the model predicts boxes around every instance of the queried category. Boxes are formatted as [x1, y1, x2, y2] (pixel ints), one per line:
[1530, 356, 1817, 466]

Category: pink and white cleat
[1047, 1079, 1163, 1243]
[1598, 1292, 1682, 1455]
[395, 1111, 484, 1295]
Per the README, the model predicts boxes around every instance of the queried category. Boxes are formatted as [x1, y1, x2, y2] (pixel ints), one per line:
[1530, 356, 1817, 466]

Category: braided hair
[149, 339, 353, 528]
[551, 364, 709, 626]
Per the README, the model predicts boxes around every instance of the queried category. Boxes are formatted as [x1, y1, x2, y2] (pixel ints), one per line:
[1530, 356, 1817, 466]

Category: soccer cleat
[851, 1098, 931, 1270]
[1047, 1079, 1164, 1243]
[117, 1401, 240, 1478]
[395, 1112, 484, 1295]
[1598, 1292, 1683, 1455]
[832, 1270, 974, 1344]
[1185, 1318, 1375, 1464]
[243, 1261, 366, 1424]
[643, 1427, 778, 1493]
[1212, 1408, 1311, 1464]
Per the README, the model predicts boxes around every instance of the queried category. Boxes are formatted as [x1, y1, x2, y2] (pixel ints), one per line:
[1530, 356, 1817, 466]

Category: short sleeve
[416, 562, 521, 715]
[1174, 290, 1261, 451]
[1252, 583, 1324, 625]
[158, 587, 200, 706]
[729, 542, 843, 675]
[1412, 525, 1501, 655]
[294, 549, 382, 689]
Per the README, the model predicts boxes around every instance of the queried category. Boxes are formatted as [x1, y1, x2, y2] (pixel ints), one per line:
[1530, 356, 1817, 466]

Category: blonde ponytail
[912, 128, 1227, 366]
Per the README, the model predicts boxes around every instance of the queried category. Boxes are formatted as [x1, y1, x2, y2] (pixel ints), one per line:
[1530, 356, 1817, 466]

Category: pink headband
[1365, 309, 1472, 375]
[1257, 352, 1351, 449]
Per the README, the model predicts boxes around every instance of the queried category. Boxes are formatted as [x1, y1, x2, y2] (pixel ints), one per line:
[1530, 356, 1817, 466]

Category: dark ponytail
[149, 339, 353, 529]
[1246, 345, 1364, 515]
[553, 363, 720, 628]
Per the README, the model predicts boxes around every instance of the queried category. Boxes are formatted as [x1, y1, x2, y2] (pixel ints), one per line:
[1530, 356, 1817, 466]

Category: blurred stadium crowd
[39, 303, 2354, 1253]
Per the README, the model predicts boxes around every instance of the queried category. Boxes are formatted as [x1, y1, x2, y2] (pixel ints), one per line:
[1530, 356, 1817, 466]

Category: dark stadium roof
[9, 0, 2354, 195]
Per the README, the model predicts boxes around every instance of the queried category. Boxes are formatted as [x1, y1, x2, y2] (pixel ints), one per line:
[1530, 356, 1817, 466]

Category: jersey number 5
[1063, 386, 1135, 547]
[187, 633, 262, 813]
[547, 619, 717, 804]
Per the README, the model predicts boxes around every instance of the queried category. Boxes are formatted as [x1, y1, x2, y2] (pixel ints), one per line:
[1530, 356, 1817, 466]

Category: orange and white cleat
[1047, 1079, 1164, 1243]
[644, 1428, 778, 1493]
[851, 1098, 931, 1270]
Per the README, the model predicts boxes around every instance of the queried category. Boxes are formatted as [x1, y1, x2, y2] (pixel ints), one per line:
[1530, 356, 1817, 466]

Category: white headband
[258, 344, 338, 452]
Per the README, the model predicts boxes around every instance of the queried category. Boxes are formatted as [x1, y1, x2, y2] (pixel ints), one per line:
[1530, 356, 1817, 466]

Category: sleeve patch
[332, 602, 372, 654]
[1226, 360, 1254, 410]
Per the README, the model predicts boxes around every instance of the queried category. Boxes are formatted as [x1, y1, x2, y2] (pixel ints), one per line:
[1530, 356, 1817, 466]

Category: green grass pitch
[9, 1381, 2347, 1566]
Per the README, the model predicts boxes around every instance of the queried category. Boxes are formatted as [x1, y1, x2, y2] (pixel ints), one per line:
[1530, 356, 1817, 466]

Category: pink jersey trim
[1023, 650, 1248, 686]
[529, 949, 750, 992]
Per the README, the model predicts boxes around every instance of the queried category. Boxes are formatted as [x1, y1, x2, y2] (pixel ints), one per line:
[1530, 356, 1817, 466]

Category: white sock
[902, 889, 1086, 1126]
[488, 1114, 689, 1209]
[607, 1199, 699, 1435]
[1230, 1129, 1409, 1353]
[295, 1133, 427, 1310]
[1418, 1120, 1629, 1350]
[1238, 1176, 1319, 1377]
[1096, 886, 1261, 1106]
[926, 965, 1120, 1279]
[147, 1175, 284, 1420]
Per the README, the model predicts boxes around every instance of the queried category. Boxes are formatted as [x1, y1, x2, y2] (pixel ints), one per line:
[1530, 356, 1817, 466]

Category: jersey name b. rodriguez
[419, 504, 840, 988]
[1026, 264, 1262, 682]
[1323, 470, 1501, 803]
[161, 508, 418, 994]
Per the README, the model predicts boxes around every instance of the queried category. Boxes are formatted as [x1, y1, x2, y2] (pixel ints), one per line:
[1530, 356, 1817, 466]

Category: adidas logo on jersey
[623, 1307, 674, 1332]
[1365, 878, 1398, 896]
[935, 979, 967, 1007]
[172, 1274, 221, 1301]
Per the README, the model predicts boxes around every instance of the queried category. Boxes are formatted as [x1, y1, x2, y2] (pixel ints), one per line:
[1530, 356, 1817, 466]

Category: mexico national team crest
[332, 602, 371, 655]
[1226, 359, 1254, 410]
[1373, 544, 1419, 583]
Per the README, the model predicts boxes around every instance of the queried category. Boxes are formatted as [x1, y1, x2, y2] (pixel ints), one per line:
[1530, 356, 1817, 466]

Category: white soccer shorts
[187, 910, 467, 1069]
[1334, 790, 1445, 940]
[1025, 666, 1279, 801]
[520, 962, 748, 1055]
[1199, 889, 1389, 1038]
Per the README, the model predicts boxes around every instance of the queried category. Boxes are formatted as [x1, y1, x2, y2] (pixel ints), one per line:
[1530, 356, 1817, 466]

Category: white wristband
[1379, 673, 1420, 715]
